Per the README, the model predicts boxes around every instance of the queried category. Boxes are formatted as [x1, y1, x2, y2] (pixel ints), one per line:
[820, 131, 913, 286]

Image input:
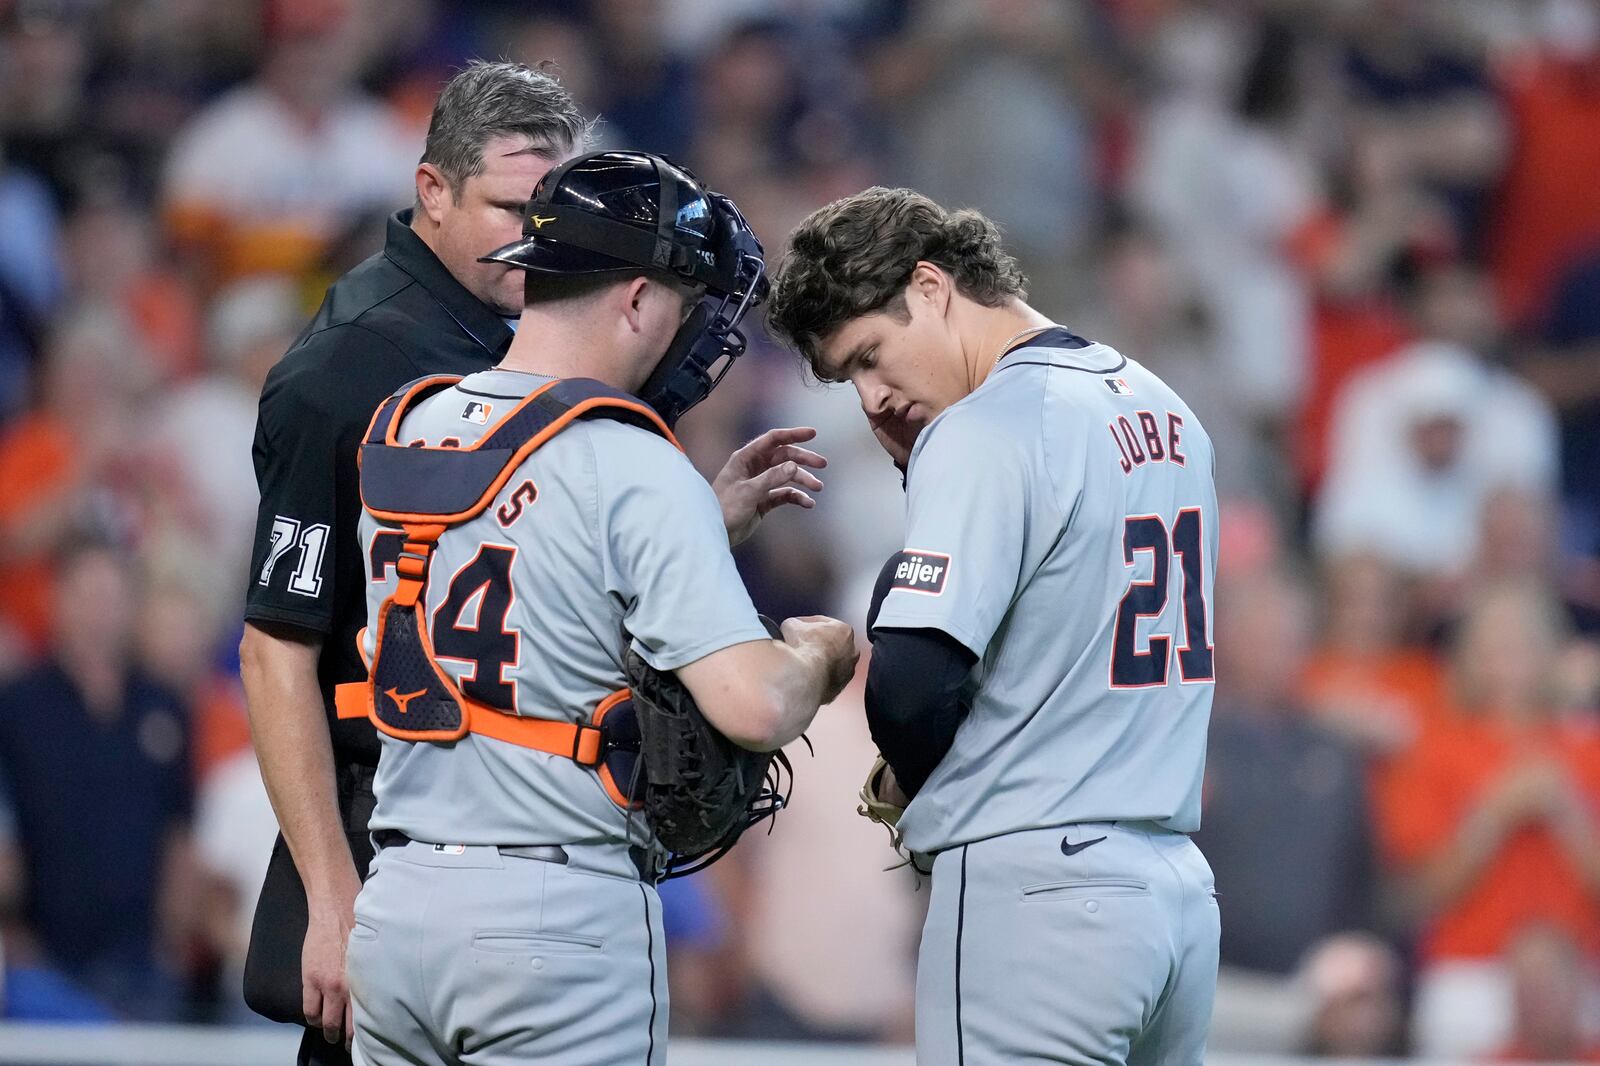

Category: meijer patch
[890, 549, 951, 595]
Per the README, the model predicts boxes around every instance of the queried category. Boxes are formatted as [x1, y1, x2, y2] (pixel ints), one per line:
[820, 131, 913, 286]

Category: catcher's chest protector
[334, 375, 677, 777]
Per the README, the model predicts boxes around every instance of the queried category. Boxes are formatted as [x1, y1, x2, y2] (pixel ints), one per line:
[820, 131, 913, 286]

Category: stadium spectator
[1487, 923, 1600, 1063]
[1487, 0, 1600, 328]
[59, 198, 203, 382]
[1470, 485, 1600, 640]
[162, 0, 418, 284]
[580, 0, 697, 157]
[145, 275, 304, 584]
[0, 152, 64, 419]
[134, 569, 250, 785]
[88, 1, 252, 179]
[192, 745, 277, 1025]
[1132, 13, 1316, 441]
[1192, 567, 1379, 977]
[1303, 552, 1448, 770]
[652, 870, 738, 1037]
[869, 0, 1096, 316]
[505, 15, 606, 142]
[1286, 127, 1444, 495]
[690, 20, 800, 191]
[1216, 495, 1291, 580]
[1329, 0, 1507, 250]
[1297, 932, 1408, 1058]
[0, 1, 92, 200]
[1377, 580, 1600, 1058]
[1314, 316, 1557, 593]
[0, 756, 18, 966]
[0, 309, 156, 662]
[0, 535, 196, 1020]
[0, 759, 114, 1024]
[1517, 244, 1600, 576]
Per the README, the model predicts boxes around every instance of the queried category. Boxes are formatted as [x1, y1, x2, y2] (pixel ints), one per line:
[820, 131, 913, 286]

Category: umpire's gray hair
[420, 60, 594, 192]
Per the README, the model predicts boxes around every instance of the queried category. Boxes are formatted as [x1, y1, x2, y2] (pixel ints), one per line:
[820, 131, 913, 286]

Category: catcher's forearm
[239, 622, 357, 900]
[865, 627, 976, 796]
[680, 637, 836, 751]
[760, 640, 844, 749]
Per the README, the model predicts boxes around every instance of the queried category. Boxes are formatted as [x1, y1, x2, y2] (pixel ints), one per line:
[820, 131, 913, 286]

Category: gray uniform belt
[374, 829, 657, 881]
[374, 829, 567, 865]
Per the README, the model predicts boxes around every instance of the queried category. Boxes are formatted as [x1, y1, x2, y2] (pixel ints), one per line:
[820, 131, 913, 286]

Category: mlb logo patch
[889, 549, 952, 596]
[1105, 378, 1133, 396]
[461, 400, 493, 424]
[432, 843, 467, 855]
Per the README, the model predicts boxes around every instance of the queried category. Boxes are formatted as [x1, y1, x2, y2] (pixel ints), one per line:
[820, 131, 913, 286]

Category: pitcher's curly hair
[767, 188, 1028, 380]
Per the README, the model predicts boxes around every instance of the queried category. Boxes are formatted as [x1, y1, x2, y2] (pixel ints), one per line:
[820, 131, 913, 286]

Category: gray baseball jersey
[356, 368, 771, 849]
[877, 330, 1222, 1066]
[349, 367, 768, 1066]
[873, 331, 1219, 856]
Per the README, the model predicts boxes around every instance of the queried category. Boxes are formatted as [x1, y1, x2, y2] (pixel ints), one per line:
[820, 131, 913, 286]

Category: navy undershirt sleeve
[864, 627, 977, 798]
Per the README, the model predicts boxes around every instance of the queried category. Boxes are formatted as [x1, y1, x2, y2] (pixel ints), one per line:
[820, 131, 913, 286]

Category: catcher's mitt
[621, 620, 796, 878]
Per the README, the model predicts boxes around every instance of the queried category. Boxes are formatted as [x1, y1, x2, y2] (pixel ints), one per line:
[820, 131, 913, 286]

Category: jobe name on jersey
[1108, 409, 1186, 475]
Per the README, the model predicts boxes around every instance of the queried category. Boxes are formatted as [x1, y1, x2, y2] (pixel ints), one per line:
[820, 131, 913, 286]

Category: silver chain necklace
[985, 323, 1054, 379]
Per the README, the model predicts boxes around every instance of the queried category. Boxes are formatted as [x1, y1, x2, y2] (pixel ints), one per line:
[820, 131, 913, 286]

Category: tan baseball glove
[857, 754, 909, 850]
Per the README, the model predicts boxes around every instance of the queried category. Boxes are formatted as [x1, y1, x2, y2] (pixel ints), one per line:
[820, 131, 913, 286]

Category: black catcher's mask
[480, 151, 768, 427]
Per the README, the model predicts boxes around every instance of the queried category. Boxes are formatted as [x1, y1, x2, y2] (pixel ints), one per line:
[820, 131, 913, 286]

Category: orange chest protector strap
[334, 375, 679, 769]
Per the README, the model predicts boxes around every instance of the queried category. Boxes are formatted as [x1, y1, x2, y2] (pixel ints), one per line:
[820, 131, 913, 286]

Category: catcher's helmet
[480, 150, 768, 426]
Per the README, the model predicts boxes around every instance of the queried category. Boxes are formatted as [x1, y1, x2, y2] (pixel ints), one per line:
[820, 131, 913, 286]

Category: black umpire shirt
[245, 209, 512, 766]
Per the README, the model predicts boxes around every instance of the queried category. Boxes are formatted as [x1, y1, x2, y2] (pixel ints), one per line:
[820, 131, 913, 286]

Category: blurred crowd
[0, 0, 1598, 1058]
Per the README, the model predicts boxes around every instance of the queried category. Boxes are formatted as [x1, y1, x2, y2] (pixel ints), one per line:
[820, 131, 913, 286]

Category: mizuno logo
[1060, 835, 1107, 856]
[529, 215, 556, 229]
[384, 687, 428, 714]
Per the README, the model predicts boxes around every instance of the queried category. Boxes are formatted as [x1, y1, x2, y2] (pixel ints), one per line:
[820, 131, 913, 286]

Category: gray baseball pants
[915, 821, 1219, 1066]
[347, 837, 666, 1066]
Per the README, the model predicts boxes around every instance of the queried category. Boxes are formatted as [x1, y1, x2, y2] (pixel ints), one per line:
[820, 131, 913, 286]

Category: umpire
[238, 61, 590, 1063]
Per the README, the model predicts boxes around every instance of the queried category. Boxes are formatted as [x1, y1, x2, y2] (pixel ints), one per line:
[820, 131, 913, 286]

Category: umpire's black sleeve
[245, 353, 341, 633]
[244, 323, 415, 634]
[864, 628, 977, 799]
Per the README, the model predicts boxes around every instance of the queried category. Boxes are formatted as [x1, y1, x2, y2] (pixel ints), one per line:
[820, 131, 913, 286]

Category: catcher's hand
[712, 427, 827, 547]
[858, 754, 909, 844]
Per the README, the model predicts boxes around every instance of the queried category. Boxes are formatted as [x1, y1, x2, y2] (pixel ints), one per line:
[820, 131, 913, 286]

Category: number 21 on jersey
[1109, 508, 1214, 688]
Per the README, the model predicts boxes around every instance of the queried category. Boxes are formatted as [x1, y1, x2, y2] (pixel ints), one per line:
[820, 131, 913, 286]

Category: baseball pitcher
[769, 187, 1221, 1066]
